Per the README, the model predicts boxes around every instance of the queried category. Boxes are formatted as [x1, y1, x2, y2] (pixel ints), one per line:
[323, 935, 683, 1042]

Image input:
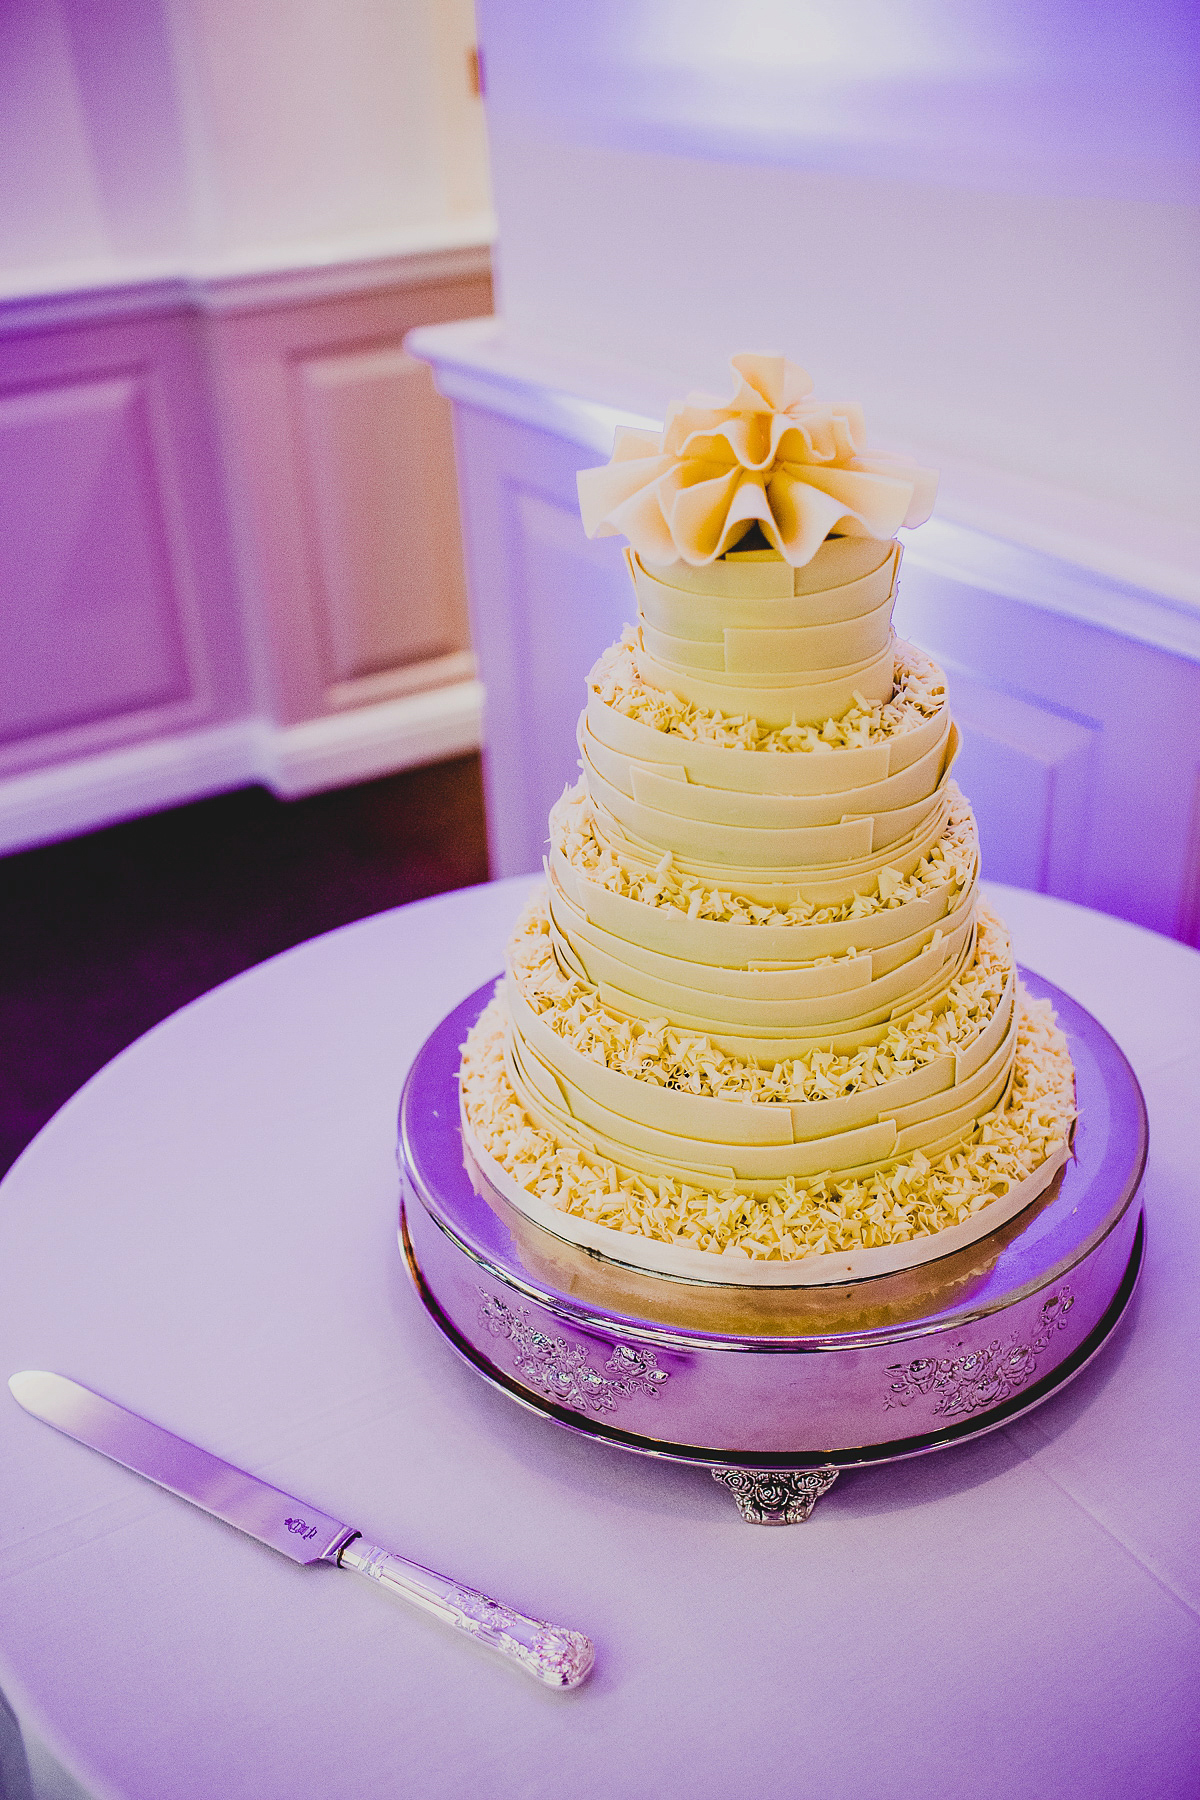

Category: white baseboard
[262, 679, 484, 798]
[0, 722, 257, 858]
[0, 681, 484, 858]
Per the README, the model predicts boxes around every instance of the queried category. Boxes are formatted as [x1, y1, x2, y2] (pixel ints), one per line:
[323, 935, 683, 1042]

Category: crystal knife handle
[336, 1537, 595, 1689]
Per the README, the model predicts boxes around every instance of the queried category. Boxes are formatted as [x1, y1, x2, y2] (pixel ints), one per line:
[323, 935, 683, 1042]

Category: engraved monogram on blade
[883, 1287, 1076, 1417]
[284, 1518, 319, 1541]
[478, 1290, 668, 1414]
[711, 1466, 840, 1525]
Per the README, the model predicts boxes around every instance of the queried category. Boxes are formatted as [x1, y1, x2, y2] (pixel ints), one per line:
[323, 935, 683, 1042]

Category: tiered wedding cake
[460, 354, 1076, 1287]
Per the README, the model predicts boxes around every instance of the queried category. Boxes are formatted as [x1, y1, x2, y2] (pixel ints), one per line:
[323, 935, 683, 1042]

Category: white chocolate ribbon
[577, 351, 938, 569]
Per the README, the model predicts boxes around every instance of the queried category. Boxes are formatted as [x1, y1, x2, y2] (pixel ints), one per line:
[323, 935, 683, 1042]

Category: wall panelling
[920, 665, 1099, 897]
[0, 304, 239, 787]
[0, 243, 492, 854]
[895, 536, 1200, 941]
[449, 402, 630, 876]
[0, 371, 190, 739]
[298, 344, 469, 692]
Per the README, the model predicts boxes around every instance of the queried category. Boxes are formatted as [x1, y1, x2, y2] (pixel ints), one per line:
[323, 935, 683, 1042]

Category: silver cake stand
[397, 968, 1146, 1523]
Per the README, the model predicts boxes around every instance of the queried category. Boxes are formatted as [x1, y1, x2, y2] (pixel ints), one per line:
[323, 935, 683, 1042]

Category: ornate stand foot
[711, 1465, 840, 1524]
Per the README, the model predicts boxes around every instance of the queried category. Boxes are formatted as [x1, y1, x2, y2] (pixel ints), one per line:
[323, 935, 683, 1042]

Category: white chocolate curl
[577, 351, 938, 569]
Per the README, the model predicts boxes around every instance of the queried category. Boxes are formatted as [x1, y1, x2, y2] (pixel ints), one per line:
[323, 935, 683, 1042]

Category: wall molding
[0, 228, 495, 337]
[200, 236, 494, 317]
[0, 679, 483, 857]
[407, 316, 665, 453]
[410, 316, 1200, 615]
[264, 675, 483, 797]
[902, 521, 1200, 668]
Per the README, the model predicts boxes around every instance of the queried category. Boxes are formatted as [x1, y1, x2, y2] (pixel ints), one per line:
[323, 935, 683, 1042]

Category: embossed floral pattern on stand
[478, 1290, 668, 1415]
[884, 1288, 1075, 1417]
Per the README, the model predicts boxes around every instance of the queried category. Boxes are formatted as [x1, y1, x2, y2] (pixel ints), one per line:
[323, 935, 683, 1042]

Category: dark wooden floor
[0, 755, 490, 1177]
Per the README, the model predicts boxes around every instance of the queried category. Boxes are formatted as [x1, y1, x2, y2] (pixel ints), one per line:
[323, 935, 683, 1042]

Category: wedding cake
[459, 353, 1076, 1289]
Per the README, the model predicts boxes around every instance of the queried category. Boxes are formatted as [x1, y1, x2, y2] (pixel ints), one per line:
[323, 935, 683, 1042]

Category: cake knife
[9, 1370, 594, 1689]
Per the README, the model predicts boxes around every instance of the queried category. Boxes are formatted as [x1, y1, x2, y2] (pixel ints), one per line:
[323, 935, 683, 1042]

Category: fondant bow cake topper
[577, 351, 938, 568]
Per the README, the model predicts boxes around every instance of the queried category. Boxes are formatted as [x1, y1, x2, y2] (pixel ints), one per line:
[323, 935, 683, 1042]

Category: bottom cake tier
[397, 969, 1146, 1512]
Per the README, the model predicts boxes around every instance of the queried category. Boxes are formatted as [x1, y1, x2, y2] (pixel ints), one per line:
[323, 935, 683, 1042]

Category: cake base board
[397, 970, 1147, 1520]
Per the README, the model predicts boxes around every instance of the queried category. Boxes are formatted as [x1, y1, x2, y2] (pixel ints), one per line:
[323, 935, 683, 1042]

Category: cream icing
[577, 354, 938, 569]
[459, 985, 1074, 1266]
[462, 352, 1075, 1271]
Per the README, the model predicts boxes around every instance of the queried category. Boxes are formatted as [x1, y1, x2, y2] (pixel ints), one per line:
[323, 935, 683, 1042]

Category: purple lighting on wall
[477, 0, 1200, 200]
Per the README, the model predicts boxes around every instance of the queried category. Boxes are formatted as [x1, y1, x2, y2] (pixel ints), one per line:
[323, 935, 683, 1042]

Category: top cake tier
[628, 534, 899, 726]
[577, 351, 937, 569]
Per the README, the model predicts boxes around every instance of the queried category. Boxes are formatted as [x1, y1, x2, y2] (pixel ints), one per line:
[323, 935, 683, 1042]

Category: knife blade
[9, 1371, 594, 1690]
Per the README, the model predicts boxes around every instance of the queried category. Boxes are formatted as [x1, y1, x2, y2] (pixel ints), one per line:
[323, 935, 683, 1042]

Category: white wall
[167, 0, 491, 268]
[0, 1, 495, 852]
[476, 0, 1200, 602]
[0, 0, 493, 294]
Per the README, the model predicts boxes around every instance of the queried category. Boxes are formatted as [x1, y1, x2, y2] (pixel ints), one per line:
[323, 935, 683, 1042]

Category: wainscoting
[895, 523, 1200, 943]
[411, 318, 1200, 947]
[0, 242, 492, 854]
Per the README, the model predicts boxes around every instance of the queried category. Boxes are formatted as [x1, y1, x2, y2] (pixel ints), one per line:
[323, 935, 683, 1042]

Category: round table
[1, 880, 1198, 1800]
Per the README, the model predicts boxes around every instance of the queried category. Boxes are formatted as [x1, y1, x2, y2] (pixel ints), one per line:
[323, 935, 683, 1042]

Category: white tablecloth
[0, 880, 1198, 1800]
